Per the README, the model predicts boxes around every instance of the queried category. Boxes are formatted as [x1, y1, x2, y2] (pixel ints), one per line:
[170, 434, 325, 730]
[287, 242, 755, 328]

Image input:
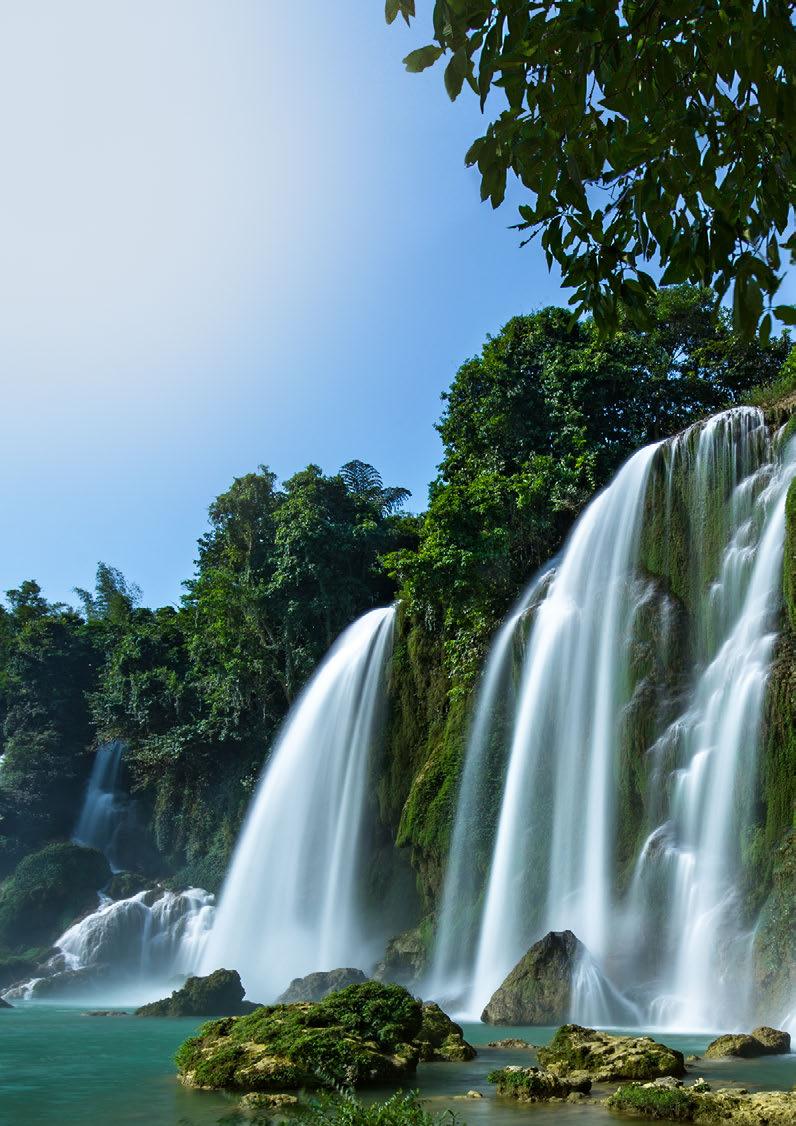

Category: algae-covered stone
[486, 1038, 533, 1049]
[415, 1002, 476, 1061]
[705, 1034, 764, 1059]
[481, 930, 586, 1024]
[749, 1026, 790, 1054]
[175, 981, 425, 1092]
[538, 1024, 685, 1081]
[276, 968, 368, 1004]
[488, 1064, 591, 1102]
[136, 969, 259, 1017]
[608, 1081, 796, 1123]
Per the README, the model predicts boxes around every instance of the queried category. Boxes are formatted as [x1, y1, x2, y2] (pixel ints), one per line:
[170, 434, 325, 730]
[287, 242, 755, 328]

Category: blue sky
[1, 4, 583, 607]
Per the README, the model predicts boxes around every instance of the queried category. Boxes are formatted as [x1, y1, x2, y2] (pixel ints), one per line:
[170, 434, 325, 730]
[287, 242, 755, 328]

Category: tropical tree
[388, 0, 796, 337]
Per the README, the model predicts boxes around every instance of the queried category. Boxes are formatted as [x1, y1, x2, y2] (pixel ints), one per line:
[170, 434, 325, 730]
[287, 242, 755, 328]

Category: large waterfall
[200, 606, 396, 1001]
[431, 407, 796, 1029]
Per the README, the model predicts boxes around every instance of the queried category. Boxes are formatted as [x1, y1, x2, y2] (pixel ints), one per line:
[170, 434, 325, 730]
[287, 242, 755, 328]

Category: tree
[388, 1, 796, 337]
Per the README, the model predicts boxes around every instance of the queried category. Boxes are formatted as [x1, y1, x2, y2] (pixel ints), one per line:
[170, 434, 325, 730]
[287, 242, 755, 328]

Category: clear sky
[0, 3, 571, 607]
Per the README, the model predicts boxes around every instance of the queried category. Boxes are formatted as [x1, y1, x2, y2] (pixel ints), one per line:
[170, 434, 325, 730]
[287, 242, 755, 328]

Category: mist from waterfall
[200, 606, 396, 1001]
[430, 407, 796, 1029]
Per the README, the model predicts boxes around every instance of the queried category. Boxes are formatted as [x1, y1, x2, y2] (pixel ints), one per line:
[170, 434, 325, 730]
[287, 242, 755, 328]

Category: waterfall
[200, 606, 396, 1001]
[3, 888, 215, 1005]
[431, 407, 796, 1028]
[73, 741, 130, 872]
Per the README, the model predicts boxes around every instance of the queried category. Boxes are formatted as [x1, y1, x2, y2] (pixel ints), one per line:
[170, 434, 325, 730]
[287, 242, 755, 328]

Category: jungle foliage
[388, 0, 796, 338]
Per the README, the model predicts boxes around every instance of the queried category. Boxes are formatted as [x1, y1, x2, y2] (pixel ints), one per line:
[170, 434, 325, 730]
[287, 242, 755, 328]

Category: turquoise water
[1, 1008, 794, 1126]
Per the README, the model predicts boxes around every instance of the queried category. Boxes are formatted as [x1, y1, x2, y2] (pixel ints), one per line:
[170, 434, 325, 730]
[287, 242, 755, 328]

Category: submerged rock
[276, 967, 368, 1004]
[136, 969, 259, 1017]
[82, 1010, 129, 1017]
[608, 1081, 796, 1123]
[488, 1064, 591, 1102]
[175, 981, 472, 1093]
[538, 1024, 686, 1082]
[480, 929, 586, 1024]
[705, 1027, 790, 1059]
[415, 1002, 476, 1061]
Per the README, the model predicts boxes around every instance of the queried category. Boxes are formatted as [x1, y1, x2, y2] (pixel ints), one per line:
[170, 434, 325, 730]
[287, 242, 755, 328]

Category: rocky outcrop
[480, 930, 586, 1024]
[276, 968, 368, 1004]
[175, 981, 470, 1092]
[487, 1038, 533, 1049]
[415, 1002, 476, 1061]
[372, 925, 428, 989]
[705, 1027, 791, 1059]
[0, 997, 12, 1009]
[488, 1064, 591, 1102]
[538, 1024, 686, 1082]
[609, 1079, 796, 1123]
[136, 969, 259, 1017]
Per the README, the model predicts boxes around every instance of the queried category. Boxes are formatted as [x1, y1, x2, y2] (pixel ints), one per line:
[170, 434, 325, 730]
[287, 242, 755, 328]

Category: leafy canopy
[388, 1, 796, 338]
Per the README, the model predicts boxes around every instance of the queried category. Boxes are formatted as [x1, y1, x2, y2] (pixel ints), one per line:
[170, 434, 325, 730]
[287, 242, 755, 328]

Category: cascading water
[73, 741, 131, 872]
[3, 887, 214, 1005]
[200, 606, 396, 1001]
[431, 407, 796, 1029]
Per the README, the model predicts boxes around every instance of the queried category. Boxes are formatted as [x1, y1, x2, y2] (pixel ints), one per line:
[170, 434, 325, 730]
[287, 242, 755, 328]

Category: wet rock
[488, 1064, 591, 1101]
[415, 1002, 476, 1061]
[464, 1091, 482, 1099]
[0, 997, 12, 1009]
[705, 1033, 776, 1059]
[486, 1038, 533, 1049]
[136, 969, 260, 1017]
[175, 981, 428, 1092]
[480, 930, 587, 1024]
[82, 1010, 129, 1017]
[609, 1081, 796, 1123]
[276, 967, 368, 1004]
[372, 926, 428, 989]
[749, 1025, 791, 1054]
[538, 1024, 686, 1081]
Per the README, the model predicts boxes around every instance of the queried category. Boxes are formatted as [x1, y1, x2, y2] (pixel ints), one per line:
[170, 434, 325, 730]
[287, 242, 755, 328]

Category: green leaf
[403, 45, 443, 73]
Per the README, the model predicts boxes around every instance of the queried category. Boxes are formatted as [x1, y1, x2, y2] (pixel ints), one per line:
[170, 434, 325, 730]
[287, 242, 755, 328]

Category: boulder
[372, 926, 427, 989]
[609, 1081, 796, 1123]
[538, 1024, 686, 1082]
[175, 981, 425, 1092]
[136, 969, 259, 1017]
[488, 1065, 591, 1101]
[749, 1026, 791, 1054]
[705, 1034, 765, 1059]
[487, 1038, 533, 1049]
[480, 929, 586, 1024]
[276, 968, 368, 1004]
[415, 1002, 476, 1061]
[0, 997, 12, 1009]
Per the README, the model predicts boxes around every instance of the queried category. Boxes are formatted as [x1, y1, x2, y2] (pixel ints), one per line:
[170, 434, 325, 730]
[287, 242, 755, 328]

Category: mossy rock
[175, 981, 425, 1092]
[276, 968, 368, 1004]
[415, 1002, 476, 1061]
[481, 929, 586, 1024]
[609, 1081, 796, 1124]
[0, 842, 110, 952]
[136, 969, 259, 1017]
[538, 1024, 685, 1082]
[488, 1064, 591, 1101]
[704, 1028, 790, 1059]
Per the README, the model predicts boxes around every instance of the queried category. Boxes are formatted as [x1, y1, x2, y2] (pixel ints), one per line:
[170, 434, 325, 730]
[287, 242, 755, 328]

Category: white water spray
[200, 606, 396, 1000]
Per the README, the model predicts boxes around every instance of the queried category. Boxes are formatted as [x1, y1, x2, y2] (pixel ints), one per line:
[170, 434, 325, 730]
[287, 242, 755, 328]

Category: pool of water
[1, 1007, 794, 1126]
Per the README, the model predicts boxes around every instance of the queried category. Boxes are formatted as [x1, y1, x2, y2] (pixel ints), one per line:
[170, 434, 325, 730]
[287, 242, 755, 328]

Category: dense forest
[0, 286, 794, 995]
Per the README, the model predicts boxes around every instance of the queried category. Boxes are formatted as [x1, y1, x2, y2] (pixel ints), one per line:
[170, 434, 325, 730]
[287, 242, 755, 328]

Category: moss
[0, 842, 110, 953]
[607, 1083, 697, 1120]
[175, 982, 426, 1093]
[487, 1065, 590, 1101]
[537, 1025, 685, 1082]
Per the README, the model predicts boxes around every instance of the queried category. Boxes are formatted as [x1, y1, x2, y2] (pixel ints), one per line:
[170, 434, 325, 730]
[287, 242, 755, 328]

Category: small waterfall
[432, 407, 796, 1028]
[73, 741, 130, 872]
[200, 606, 396, 1000]
[3, 888, 215, 1004]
